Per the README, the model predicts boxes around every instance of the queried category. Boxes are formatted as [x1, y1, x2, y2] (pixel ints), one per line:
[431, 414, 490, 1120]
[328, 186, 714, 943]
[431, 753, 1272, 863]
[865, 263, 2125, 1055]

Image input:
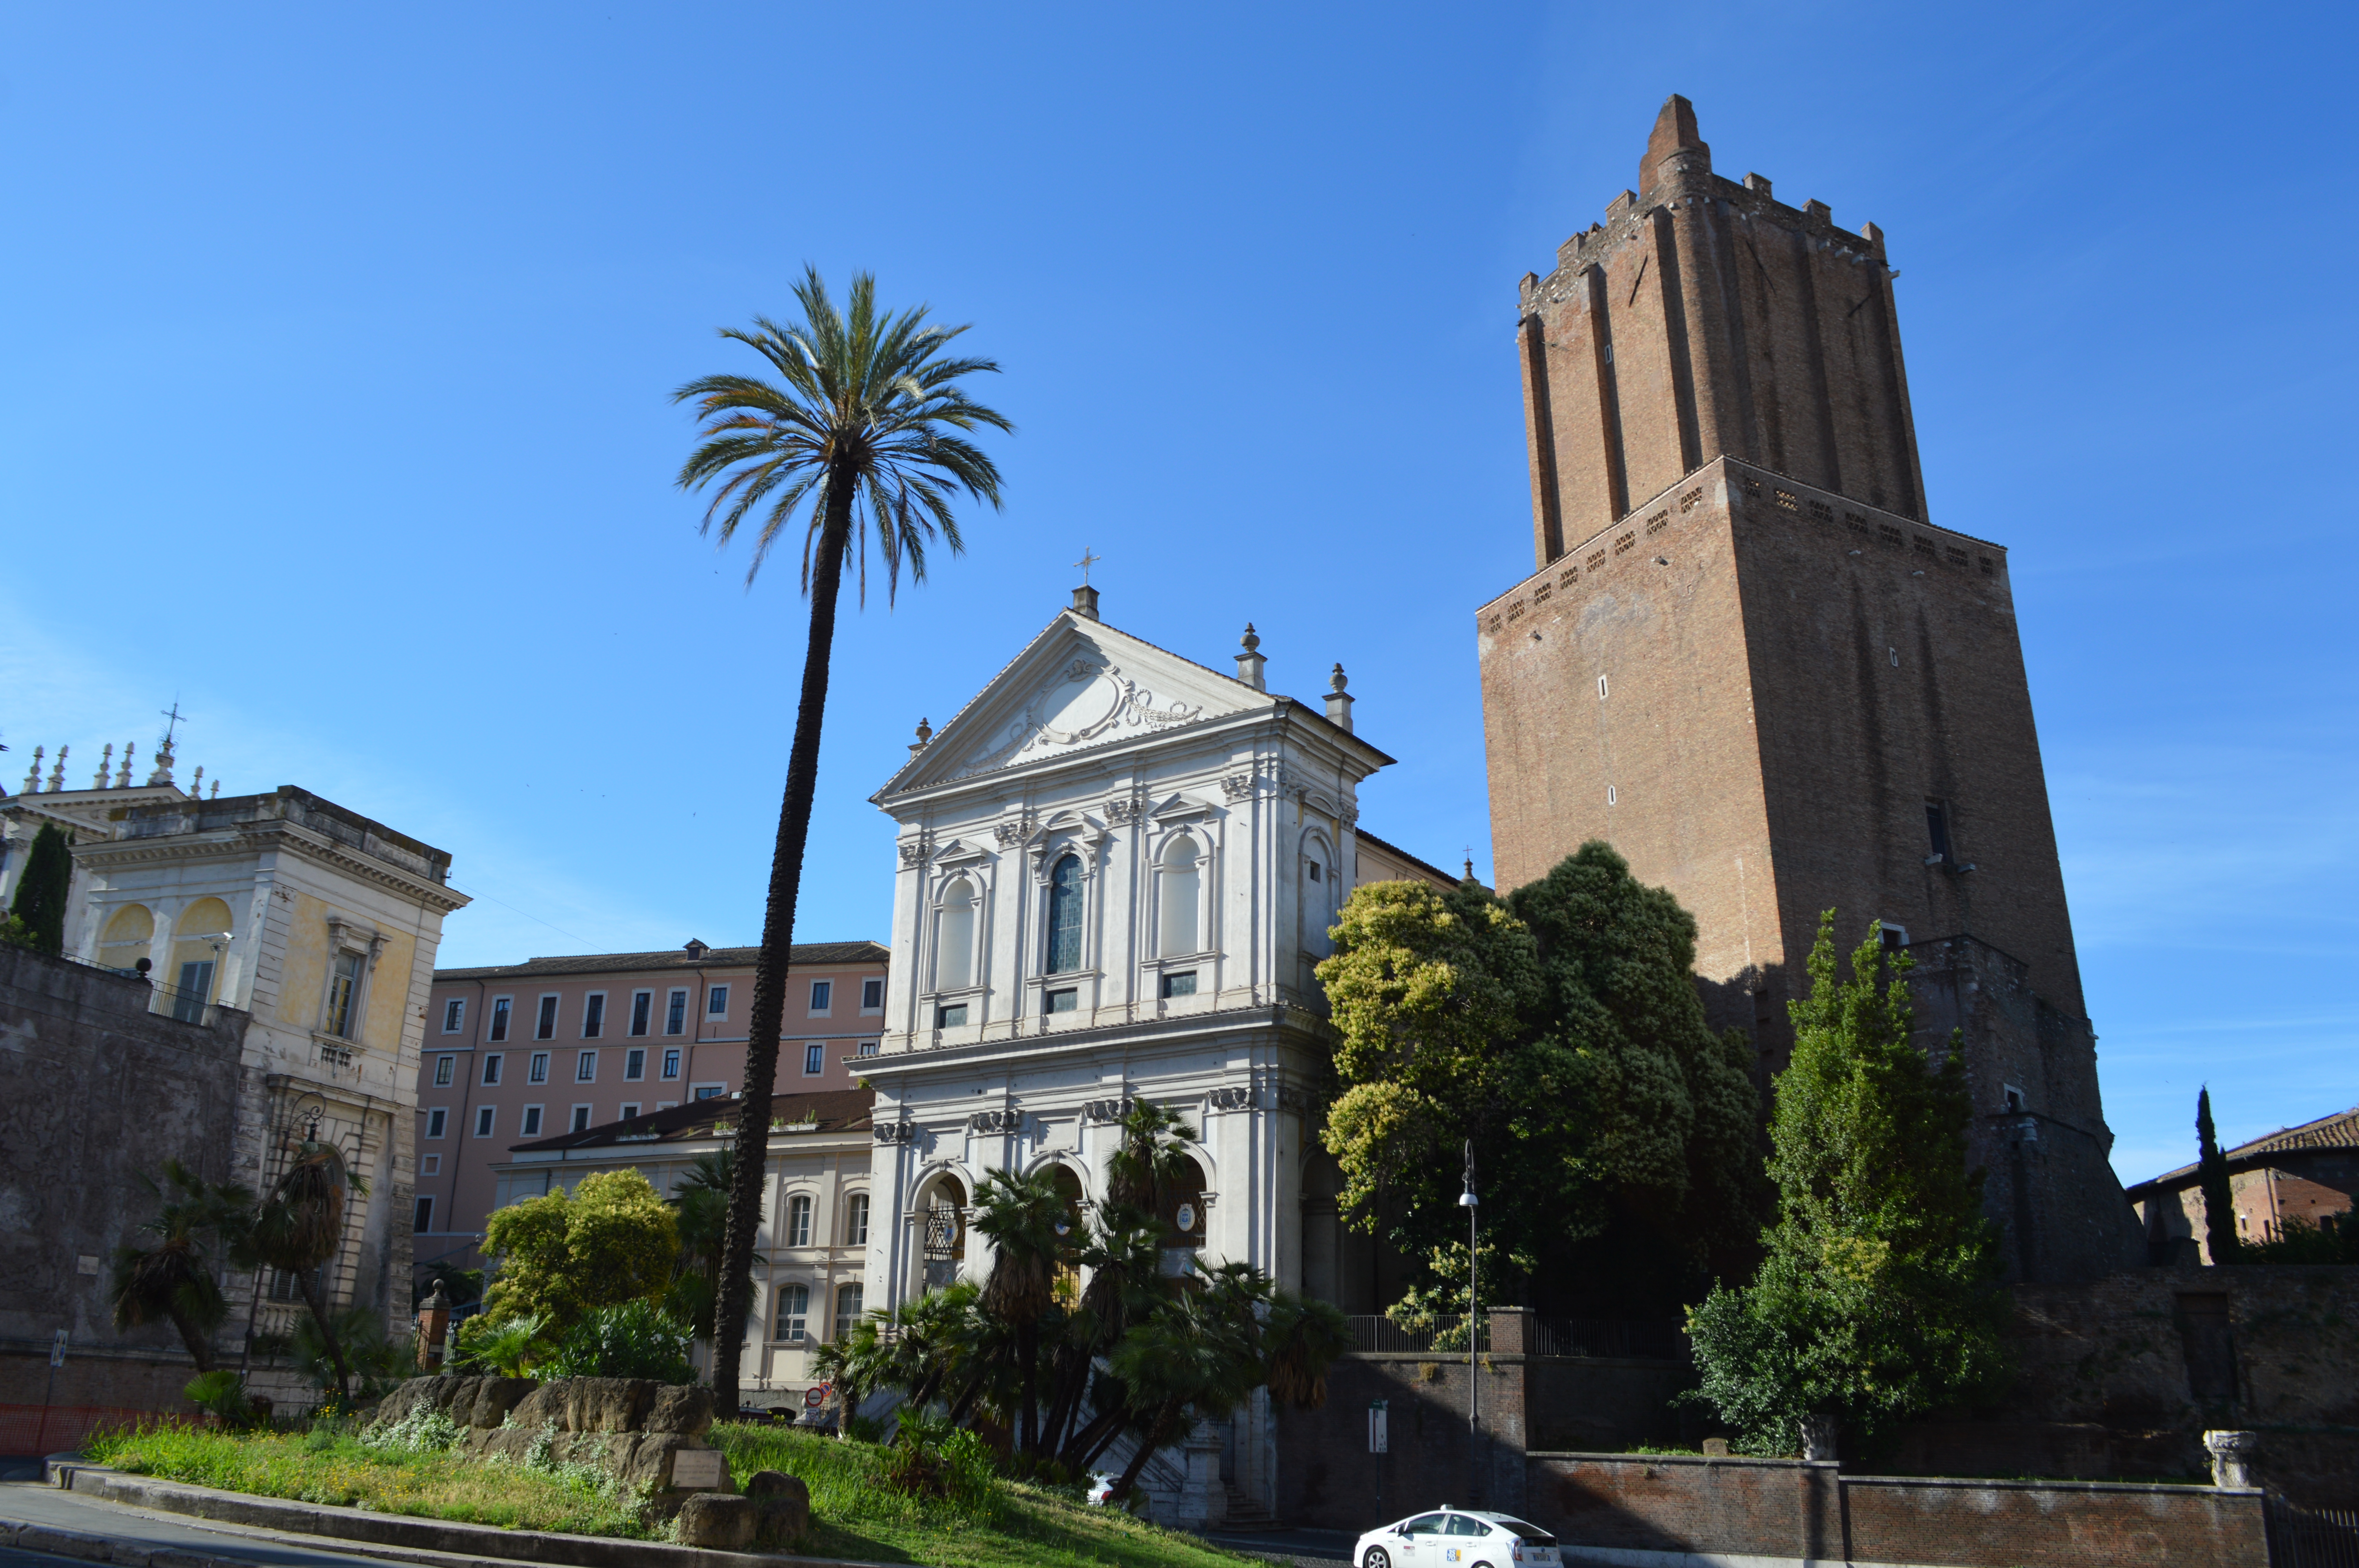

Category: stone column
[2205, 1429, 2258, 1489]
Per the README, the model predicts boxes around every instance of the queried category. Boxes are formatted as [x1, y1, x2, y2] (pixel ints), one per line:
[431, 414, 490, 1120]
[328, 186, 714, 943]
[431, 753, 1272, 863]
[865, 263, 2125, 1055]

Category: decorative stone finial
[48, 745, 67, 792]
[1324, 662, 1356, 733]
[148, 733, 175, 786]
[116, 743, 134, 789]
[94, 744, 114, 789]
[211, 780, 221, 800]
[23, 747, 42, 795]
[1234, 625, 1267, 692]
[911, 718, 934, 758]
[191, 766, 204, 799]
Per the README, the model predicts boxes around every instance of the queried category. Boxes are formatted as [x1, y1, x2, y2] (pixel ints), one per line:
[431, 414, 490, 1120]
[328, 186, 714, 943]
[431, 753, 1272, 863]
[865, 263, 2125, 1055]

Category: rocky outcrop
[367, 1375, 728, 1501]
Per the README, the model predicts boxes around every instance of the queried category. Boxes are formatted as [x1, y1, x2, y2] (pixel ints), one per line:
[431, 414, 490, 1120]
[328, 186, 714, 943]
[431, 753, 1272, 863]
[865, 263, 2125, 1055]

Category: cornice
[77, 818, 469, 913]
[857, 1000, 1332, 1080]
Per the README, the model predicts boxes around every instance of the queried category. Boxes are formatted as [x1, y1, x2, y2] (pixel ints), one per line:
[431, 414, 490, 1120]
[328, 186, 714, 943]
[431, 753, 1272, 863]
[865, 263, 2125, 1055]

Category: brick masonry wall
[1524, 1455, 2267, 1568]
[0, 946, 247, 1406]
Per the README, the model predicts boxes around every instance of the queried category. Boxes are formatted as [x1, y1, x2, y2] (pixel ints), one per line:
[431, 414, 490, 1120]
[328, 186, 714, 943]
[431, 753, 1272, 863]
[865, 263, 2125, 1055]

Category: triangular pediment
[878, 612, 1265, 796]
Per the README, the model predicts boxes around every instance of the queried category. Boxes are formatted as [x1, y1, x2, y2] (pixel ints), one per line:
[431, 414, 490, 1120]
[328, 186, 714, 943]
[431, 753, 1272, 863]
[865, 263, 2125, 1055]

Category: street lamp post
[1459, 1140, 1479, 1459]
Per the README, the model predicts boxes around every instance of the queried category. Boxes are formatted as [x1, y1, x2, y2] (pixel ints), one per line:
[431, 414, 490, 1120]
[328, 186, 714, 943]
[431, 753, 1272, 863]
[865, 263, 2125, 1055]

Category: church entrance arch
[916, 1171, 968, 1293]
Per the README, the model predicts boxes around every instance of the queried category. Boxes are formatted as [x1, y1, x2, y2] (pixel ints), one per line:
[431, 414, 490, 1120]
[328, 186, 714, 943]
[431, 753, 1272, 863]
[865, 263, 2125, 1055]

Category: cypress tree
[7, 823, 73, 955]
[2195, 1087, 2239, 1265]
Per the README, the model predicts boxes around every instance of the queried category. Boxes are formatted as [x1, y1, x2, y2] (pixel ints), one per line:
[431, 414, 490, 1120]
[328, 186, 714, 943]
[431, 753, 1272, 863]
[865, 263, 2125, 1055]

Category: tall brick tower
[1477, 97, 2142, 1283]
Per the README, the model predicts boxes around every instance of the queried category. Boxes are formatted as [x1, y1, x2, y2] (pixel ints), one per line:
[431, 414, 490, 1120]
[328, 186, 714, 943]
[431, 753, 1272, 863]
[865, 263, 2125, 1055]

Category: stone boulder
[467, 1377, 536, 1429]
[509, 1380, 569, 1430]
[744, 1470, 811, 1548]
[648, 1384, 715, 1437]
[675, 1492, 755, 1550]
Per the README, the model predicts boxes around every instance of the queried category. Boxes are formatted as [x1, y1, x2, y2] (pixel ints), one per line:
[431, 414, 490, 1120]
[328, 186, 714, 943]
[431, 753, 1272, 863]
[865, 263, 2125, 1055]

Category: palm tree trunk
[1107, 1405, 1182, 1501]
[165, 1308, 217, 1374]
[1018, 1319, 1038, 1454]
[294, 1270, 351, 1401]
[1063, 1398, 1129, 1470]
[711, 472, 856, 1415]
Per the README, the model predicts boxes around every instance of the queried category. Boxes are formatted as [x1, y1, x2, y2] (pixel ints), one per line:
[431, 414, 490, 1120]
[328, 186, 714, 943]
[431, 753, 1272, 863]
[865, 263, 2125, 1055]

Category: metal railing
[2271, 1498, 2359, 1568]
[1347, 1315, 1489, 1353]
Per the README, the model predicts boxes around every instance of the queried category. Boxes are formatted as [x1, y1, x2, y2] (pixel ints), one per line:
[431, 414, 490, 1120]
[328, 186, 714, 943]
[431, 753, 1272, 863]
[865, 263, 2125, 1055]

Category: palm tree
[665, 1149, 761, 1334]
[673, 267, 1010, 1413]
[1101, 1264, 1267, 1500]
[109, 1160, 253, 1373]
[970, 1167, 1073, 1453]
[246, 1142, 366, 1403]
[1105, 1100, 1201, 1214]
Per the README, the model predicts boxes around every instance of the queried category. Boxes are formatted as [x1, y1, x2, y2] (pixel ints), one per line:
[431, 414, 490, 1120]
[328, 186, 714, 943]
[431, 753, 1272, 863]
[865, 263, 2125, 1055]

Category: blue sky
[2, 2, 2351, 1188]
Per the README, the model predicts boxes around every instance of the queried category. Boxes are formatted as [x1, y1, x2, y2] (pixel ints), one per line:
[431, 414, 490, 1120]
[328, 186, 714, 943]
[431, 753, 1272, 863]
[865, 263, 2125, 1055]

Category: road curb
[13, 1466, 903, 1568]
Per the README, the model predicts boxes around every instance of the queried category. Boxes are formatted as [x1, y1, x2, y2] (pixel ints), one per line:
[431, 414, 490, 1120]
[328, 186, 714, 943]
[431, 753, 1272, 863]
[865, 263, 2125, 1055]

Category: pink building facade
[415, 938, 887, 1276]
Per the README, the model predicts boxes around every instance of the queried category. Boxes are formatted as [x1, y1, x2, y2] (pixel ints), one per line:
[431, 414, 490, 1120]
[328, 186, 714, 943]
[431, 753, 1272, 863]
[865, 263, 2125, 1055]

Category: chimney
[1071, 584, 1100, 621]
[1234, 624, 1267, 691]
[1639, 94, 1711, 201]
[1324, 664, 1355, 733]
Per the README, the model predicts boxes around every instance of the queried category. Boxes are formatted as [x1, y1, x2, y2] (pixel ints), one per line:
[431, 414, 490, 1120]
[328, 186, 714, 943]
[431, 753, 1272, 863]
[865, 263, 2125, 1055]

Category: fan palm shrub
[672, 267, 1009, 1412]
[247, 1142, 366, 1401]
[111, 1160, 253, 1373]
[970, 1167, 1073, 1453]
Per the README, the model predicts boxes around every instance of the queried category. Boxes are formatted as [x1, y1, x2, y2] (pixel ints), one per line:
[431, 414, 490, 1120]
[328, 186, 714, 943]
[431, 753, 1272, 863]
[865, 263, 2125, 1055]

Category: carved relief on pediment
[953, 660, 1205, 780]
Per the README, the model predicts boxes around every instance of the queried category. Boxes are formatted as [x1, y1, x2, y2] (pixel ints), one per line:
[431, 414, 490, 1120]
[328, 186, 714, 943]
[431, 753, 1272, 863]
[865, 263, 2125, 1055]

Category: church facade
[854, 584, 1454, 1519]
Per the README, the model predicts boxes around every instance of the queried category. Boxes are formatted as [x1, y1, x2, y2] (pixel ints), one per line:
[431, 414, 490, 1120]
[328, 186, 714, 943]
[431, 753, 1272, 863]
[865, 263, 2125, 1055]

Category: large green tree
[672, 268, 1009, 1413]
[1316, 844, 1760, 1311]
[7, 823, 73, 955]
[479, 1168, 680, 1337]
[1687, 915, 2011, 1457]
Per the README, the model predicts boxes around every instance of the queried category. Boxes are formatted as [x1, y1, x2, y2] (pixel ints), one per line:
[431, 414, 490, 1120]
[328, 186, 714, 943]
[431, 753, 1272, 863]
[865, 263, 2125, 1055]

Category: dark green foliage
[543, 1299, 696, 1383]
[1318, 842, 1762, 1315]
[247, 1143, 369, 1401]
[7, 824, 73, 955]
[411, 1262, 483, 1311]
[1687, 914, 2011, 1457]
[112, 1160, 255, 1373]
[2244, 1213, 2359, 1264]
[2196, 1088, 2241, 1265]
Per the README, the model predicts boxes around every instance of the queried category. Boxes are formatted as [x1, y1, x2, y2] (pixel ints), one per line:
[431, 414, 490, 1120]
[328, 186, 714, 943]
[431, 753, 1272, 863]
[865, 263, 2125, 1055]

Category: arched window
[1158, 835, 1201, 957]
[936, 877, 976, 991]
[785, 1194, 813, 1247]
[98, 904, 153, 974]
[171, 897, 235, 1023]
[1045, 854, 1083, 974]
[922, 1174, 967, 1292]
[844, 1192, 870, 1247]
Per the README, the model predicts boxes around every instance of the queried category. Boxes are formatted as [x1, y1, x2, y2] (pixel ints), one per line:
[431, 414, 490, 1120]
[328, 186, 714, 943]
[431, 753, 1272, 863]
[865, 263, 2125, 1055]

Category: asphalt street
[0, 1478, 405, 1568]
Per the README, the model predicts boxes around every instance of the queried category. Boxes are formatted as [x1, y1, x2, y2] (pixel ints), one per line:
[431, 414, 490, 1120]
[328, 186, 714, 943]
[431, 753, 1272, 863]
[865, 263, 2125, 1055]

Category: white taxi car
[1354, 1508, 1562, 1568]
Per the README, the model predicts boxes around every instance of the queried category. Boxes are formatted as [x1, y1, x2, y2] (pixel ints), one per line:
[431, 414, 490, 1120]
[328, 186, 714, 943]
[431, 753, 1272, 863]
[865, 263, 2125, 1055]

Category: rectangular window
[786, 1195, 813, 1247]
[845, 1192, 869, 1246]
[665, 990, 688, 1035]
[629, 991, 652, 1036]
[1045, 988, 1078, 1013]
[570, 1105, 592, 1133]
[529, 1051, 549, 1084]
[536, 995, 560, 1040]
[442, 998, 465, 1034]
[1161, 972, 1197, 999]
[421, 1154, 440, 1176]
[1925, 800, 1954, 863]
[520, 1105, 543, 1138]
[805, 1043, 825, 1076]
[582, 993, 606, 1039]
[474, 1105, 496, 1138]
[1307, 860, 1321, 882]
[576, 1050, 597, 1083]
[1878, 922, 1909, 951]
[619, 1102, 640, 1121]
[662, 1047, 681, 1080]
[707, 985, 730, 1018]
[426, 1107, 447, 1139]
[857, 1040, 878, 1057]
[861, 978, 883, 1011]
[834, 1283, 863, 1342]
[489, 996, 512, 1042]
[808, 980, 831, 1014]
[692, 1083, 725, 1100]
[936, 1004, 968, 1028]
[433, 1054, 455, 1088]
[324, 950, 363, 1038]
[414, 1195, 434, 1232]
[482, 1053, 503, 1086]
[774, 1283, 809, 1342]
[625, 1048, 646, 1081]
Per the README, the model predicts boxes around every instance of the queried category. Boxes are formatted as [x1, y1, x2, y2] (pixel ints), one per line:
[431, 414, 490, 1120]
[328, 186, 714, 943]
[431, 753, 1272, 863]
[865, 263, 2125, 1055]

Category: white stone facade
[857, 591, 1453, 1518]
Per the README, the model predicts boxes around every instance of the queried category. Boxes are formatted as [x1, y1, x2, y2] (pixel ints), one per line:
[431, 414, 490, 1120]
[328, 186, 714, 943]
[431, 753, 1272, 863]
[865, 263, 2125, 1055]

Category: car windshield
[1486, 1518, 1556, 1546]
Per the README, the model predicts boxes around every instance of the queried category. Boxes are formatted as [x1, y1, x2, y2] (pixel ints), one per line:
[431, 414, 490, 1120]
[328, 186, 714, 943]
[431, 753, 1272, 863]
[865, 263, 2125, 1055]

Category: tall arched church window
[1045, 854, 1083, 974]
[936, 877, 976, 991]
[1159, 835, 1201, 957]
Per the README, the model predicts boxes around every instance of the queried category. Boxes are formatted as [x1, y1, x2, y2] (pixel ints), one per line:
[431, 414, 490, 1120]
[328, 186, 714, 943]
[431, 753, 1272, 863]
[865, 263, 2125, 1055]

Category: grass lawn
[84, 1419, 1260, 1568]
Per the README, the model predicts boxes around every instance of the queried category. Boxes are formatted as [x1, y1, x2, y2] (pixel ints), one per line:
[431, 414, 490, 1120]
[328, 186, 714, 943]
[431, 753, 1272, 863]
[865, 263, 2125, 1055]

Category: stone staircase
[1220, 1479, 1278, 1530]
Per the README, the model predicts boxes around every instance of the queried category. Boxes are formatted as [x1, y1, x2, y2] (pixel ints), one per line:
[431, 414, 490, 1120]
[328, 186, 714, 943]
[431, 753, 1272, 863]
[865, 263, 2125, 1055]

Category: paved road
[0, 1478, 403, 1568]
[1200, 1525, 1356, 1568]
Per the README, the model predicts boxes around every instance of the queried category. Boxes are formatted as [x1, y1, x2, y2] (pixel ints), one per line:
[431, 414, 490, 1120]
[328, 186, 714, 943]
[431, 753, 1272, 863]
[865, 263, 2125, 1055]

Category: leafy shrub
[541, 1299, 695, 1383]
[184, 1371, 255, 1428]
[368, 1405, 466, 1455]
[454, 1314, 548, 1377]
